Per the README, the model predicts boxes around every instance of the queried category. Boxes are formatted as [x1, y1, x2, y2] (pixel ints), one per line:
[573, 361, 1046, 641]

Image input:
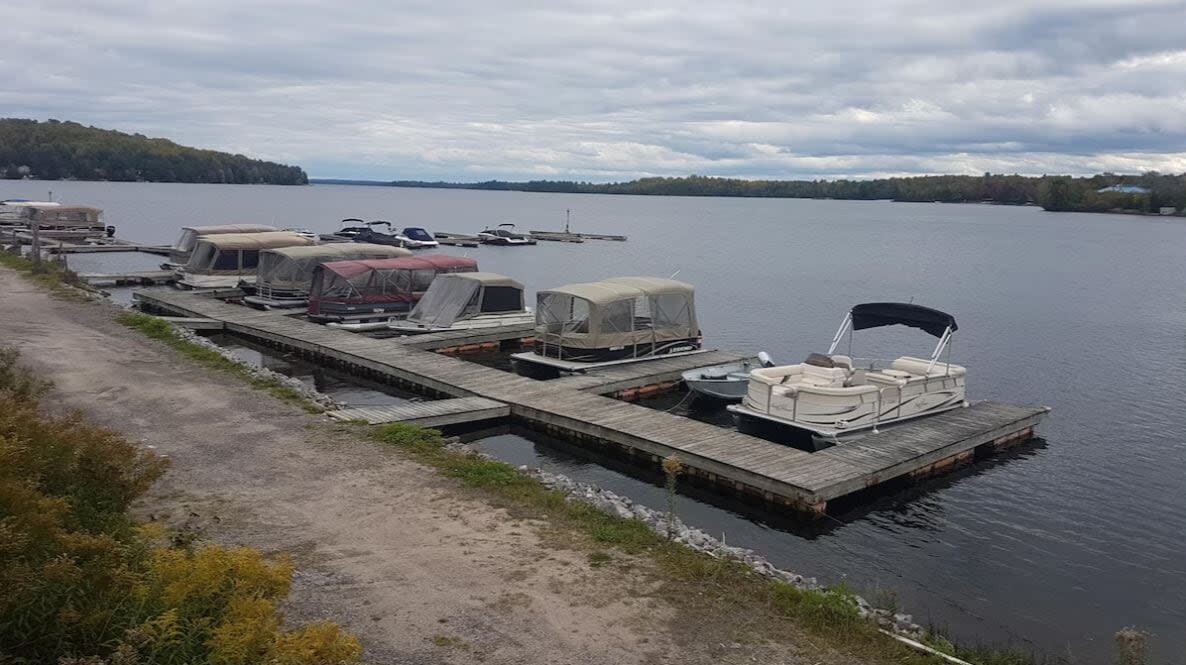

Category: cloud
[2, 0, 1185, 180]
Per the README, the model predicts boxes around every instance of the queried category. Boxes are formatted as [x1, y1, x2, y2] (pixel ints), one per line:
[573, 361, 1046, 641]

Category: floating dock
[327, 396, 509, 427]
[135, 290, 1049, 517]
[529, 230, 627, 242]
[431, 232, 481, 247]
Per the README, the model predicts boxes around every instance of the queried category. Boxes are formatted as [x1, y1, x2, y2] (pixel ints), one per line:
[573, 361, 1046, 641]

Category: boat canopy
[408, 272, 524, 327]
[535, 277, 697, 350]
[1, 204, 104, 228]
[254, 243, 410, 293]
[309, 255, 479, 308]
[172, 224, 278, 251]
[850, 302, 958, 338]
[183, 232, 314, 275]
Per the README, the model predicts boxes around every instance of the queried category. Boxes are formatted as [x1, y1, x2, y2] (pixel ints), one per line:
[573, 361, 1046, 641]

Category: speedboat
[320, 218, 369, 243]
[728, 302, 967, 451]
[282, 227, 319, 241]
[394, 226, 440, 249]
[682, 352, 774, 401]
[511, 276, 704, 378]
[478, 223, 536, 246]
[352, 221, 407, 247]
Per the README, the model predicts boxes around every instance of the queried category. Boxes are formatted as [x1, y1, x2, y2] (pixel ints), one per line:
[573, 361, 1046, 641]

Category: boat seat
[890, 356, 967, 378]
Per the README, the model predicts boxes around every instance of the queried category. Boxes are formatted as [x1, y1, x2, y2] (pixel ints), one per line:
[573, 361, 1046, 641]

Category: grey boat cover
[408, 272, 525, 327]
[183, 232, 314, 275]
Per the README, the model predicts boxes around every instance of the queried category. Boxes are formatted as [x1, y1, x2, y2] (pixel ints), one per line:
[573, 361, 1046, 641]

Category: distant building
[1098, 184, 1151, 194]
[1160, 206, 1178, 215]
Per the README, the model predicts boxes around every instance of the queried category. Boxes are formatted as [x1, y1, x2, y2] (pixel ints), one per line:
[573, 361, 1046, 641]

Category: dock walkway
[327, 396, 509, 427]
[136, 290, 1049, 515]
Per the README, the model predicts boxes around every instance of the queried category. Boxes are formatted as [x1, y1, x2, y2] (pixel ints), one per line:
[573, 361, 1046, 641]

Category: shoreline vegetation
[314, 172, 1186, 215]
[0, 118, 307, 185]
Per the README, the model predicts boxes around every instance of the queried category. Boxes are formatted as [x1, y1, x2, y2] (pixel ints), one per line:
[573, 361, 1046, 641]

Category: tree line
[0, 118, 308, 185]
[387, 172, 1186, 213]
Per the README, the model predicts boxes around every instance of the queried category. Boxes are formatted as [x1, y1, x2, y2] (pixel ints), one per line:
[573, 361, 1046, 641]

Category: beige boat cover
[183, 232, 314, 275]
[535, 276, 697, 349]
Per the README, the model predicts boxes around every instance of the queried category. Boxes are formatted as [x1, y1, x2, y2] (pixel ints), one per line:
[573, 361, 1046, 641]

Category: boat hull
[511, 343, 707, 378]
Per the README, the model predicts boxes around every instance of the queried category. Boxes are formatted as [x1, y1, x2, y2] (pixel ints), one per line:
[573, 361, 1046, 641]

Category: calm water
[5, 180, 1184, 662]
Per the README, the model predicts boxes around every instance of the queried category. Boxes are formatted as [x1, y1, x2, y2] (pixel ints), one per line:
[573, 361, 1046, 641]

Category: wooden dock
[432, 232, 481, 247]
[529, 230, 627, 242]
[327, 396, 509, 427]
[135, 290, 1049, 517]
[81, 270, 175, 287]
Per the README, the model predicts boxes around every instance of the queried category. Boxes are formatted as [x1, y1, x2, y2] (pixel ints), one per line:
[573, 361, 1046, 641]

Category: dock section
[327, 396, 509, 427]
[135, 290, 1049, 516]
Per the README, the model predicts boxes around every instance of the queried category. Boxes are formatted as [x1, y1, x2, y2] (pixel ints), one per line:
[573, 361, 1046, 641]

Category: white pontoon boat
[511, 277, 704, 377]
[728, 303, 967, 451]
[379, 272, 532, 333]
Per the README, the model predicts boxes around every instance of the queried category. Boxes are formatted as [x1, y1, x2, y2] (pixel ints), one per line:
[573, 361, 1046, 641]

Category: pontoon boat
[478, 223, 536, 245]
[306, 254, 479, 322]
[395, 227, 440, 249]
[243, 243, 411, 309]
[162, 224, 278, 269]
[173, 231, 314, 289]
[728, 303, 967, 451]
[0, 203, 110, 240]
[511, 276, 704, 377]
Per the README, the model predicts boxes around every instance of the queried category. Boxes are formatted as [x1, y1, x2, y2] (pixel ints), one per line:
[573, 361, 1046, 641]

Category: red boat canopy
[308, 255, 479, 313]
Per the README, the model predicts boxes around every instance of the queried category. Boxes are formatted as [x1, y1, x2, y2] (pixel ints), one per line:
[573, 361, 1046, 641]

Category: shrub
[0, 347, 361, 665]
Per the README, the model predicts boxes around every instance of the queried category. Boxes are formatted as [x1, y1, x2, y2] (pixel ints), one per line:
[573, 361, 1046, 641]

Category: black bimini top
[850, 302, 957, 338]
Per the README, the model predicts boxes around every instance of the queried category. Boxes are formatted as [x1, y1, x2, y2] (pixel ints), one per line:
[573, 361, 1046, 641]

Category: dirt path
[0, 269, 819, 665]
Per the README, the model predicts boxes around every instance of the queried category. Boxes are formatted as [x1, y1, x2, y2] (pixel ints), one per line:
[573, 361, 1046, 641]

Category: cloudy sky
[4, 0, 1186, 180]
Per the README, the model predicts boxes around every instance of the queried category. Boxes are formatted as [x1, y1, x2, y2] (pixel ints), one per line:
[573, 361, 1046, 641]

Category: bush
[0, 347, 361, 664]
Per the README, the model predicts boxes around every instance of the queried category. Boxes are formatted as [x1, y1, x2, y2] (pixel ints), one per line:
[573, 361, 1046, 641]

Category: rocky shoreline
[441, 439, 927, 641]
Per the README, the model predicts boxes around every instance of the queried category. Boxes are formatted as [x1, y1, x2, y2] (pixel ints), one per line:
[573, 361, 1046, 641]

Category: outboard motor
[757, 351, 774, 367]
[105, 225, 116, 238]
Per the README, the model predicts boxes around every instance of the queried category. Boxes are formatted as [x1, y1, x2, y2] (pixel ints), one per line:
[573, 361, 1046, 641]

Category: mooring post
[29, 220, 41, 269]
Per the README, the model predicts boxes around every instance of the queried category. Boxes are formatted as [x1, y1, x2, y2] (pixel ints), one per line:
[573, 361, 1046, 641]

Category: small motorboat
[728, 302, 967, 451]
[353, 220, 408, 247]
[282, 227, 319, 241]
[478, 223, 536, 246]
[395, 226, 440, 249]
[682, 352, 774, 401]
[319, 218, 369, 243]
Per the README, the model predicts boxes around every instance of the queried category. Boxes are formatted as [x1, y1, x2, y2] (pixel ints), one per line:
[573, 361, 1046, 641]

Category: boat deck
[135, 290, 1049, 516]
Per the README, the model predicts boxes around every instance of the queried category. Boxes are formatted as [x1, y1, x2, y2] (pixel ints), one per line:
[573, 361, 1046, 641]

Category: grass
[0, 248, 90, 297]
[371, 422, 1020, 664]
[117, 311, 322, 413]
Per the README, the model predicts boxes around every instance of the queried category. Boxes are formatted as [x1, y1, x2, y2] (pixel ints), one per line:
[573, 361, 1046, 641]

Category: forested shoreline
[367, 172, 1186, 214]
[0, 118, 307, 185]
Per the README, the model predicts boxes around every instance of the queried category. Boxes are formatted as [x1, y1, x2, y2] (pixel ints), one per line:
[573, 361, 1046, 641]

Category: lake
[5, 180, 1184, 663]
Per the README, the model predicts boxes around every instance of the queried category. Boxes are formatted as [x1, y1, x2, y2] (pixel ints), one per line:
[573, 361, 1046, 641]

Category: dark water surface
[5, 181, 1184, 662]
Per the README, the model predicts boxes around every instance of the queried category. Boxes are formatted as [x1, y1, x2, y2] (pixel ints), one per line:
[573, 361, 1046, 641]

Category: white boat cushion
[890, 356, 967, 378]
